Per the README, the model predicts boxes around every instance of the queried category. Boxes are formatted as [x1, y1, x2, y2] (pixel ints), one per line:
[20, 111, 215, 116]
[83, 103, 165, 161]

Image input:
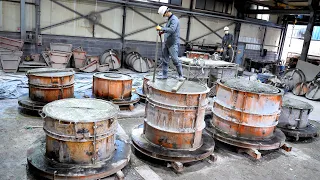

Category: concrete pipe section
[278, 97, 318, 141]
[206, 78, 291, 159]
[18, 68, 75, 115]
[27, 98, 130, 179]
[132, 78, 216, 172]
[93, 72, 139, 110]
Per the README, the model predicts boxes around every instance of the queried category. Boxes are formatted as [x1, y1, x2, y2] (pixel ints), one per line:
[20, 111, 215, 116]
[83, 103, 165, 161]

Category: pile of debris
[0, 36, 24, 73]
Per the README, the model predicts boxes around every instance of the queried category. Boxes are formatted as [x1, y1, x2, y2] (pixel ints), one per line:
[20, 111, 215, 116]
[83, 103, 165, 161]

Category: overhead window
[251, 5, 270, 21]
[195, 0, 233, 15]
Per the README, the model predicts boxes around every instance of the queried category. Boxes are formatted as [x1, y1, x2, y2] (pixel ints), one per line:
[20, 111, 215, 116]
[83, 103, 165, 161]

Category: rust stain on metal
[212, 80, 283, 140]
[144, 79, 209, 150]
[27, 68, 75, 103]
[93, 73, 132, 100]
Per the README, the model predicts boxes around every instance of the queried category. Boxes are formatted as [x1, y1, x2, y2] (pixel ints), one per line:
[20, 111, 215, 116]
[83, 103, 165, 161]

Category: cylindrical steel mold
[41, 98, 119, 164]
[212, 78, 283, 140]
[278, 97, 313, 129]
[27, 68, 75, 103]
[145, 79, 210, 150]
[93, 72, 133, 100]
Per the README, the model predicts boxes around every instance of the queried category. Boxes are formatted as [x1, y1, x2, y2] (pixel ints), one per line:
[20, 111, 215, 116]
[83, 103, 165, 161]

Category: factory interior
[1, 0, 320, 179]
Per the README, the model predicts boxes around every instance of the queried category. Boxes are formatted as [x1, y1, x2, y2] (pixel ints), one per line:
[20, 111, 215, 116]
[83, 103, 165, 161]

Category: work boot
[176, 65, 184, 77]
[177, 76, 185, 81]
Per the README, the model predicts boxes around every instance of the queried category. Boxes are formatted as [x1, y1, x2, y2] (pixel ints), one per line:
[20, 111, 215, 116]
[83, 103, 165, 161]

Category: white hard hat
[224, 26, 229, 31]
[158, 6, 168, 16]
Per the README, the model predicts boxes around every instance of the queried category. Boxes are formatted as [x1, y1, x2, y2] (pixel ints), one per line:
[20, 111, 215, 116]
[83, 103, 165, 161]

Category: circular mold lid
[42, 98, 119, 122]
[27, 68, 75, 77]
[94, 72, 132, 80]
[222, 78, 280, 94]
[282, 96, 313, 110]
[148, 78, 209, 94]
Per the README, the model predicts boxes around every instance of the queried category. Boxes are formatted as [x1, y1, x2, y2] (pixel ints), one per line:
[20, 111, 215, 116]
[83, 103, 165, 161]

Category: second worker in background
[156, 6, 184, 81]
[221, 26, 234, 62]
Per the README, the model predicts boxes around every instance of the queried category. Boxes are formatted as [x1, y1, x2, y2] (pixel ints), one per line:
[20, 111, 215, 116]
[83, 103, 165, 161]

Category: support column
[301, 11, 315, 61]
[0, 1, 3, 31]
[186, 0, 194, 43]
[234, 12, 244, 47]
[21, 0, 26, 41]
[301, 0, 319, 61]
[121, 5, 127, 67]
[278, 20, 288, 60]
[35, 0, 41, 52]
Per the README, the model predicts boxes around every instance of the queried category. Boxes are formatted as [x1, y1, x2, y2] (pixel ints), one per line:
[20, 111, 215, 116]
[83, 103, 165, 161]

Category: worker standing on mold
[221, 26, 234, 62]
[156, 6, 184, 81]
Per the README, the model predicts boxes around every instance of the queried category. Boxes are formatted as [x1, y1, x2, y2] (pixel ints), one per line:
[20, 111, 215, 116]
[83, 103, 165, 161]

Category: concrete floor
[1, 83, 320, 179]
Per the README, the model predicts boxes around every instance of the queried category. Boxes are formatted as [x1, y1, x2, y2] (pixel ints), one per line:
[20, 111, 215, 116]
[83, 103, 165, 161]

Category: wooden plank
[171, 80, 185, 92]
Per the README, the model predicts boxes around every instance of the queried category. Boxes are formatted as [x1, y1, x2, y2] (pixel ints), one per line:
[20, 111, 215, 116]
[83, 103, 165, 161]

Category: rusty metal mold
[132, 78, 214, 171]
[28, 98, 130, 179]
[306, 85, 320, 101]
[145, 79, 209, 150]
[27, 138, 130, 180]
[211, 79, 283, 141]
[206, 125, 286, 151]
[93, 72, 133, 101]
[125, 52, 154, 73]
[278, 97, 313, 129]
[278, 97, 318, 141]
[27, 68, 75, 103]
[279, 124, 318, 141]
[186, 51, 210, 60]
[132, 124, 215, 163]
[18, 94, 46, 116]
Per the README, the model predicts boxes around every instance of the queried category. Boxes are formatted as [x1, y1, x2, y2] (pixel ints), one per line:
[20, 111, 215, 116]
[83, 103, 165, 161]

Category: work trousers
[162, 44, 183, 77]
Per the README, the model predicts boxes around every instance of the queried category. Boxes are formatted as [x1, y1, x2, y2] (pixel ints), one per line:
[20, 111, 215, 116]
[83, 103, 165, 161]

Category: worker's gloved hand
[220, 48, 223, 52]
[156, 25, 162, 31]
[228, 45, 232, 48]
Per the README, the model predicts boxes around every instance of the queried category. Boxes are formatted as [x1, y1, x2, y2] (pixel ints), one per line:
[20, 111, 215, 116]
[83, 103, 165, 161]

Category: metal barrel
[27, 68, 75, 103]
[93, 72, 133, 100]
[145, 79, 210, 150]
[278, 97, 313, 129]
[212, 78, 283, 140]
[41, 98, 119, 164]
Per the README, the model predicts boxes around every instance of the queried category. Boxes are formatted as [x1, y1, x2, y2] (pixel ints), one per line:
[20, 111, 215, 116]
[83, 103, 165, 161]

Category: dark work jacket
[162, 14, 180, 48]
[222, 34, 234, 48]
